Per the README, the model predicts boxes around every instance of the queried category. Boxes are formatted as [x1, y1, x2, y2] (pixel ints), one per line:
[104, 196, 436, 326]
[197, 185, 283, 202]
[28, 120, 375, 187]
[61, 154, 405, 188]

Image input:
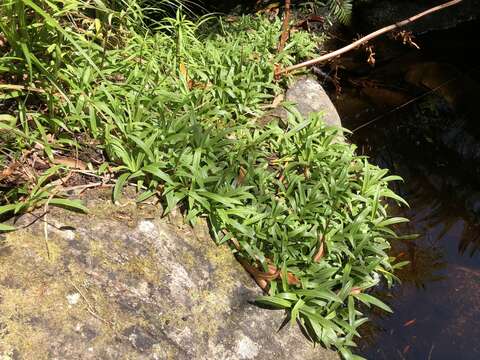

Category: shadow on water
[327, 19, 480, 359]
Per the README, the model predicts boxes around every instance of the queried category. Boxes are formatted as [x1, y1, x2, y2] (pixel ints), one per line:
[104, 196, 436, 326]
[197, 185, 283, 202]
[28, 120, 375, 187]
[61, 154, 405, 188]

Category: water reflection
[322, 16, 480, 359]
[351, 120, 480, 358]
[340, 77, 480, 359]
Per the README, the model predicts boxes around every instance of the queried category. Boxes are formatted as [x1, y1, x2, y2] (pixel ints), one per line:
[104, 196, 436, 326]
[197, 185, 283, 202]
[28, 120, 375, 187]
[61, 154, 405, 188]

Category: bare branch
[278, 0, 462, 75]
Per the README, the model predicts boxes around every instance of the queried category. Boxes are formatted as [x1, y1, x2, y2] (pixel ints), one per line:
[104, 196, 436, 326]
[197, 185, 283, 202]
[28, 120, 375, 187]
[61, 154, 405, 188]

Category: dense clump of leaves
[0, 1, 408, 358]
[235, 114, 407, 357]
[164, 109, 409, 357]
[1, 0, 323, 212]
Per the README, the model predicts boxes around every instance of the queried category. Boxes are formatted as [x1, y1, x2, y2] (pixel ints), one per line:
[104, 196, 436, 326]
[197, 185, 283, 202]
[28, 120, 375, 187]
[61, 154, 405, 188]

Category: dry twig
[43, 194, 55, 261]
[69, 280, 110, 325]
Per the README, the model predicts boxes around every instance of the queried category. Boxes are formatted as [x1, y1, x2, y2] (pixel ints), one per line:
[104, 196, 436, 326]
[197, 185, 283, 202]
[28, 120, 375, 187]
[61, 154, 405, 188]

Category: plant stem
[277, 0, 291, 53]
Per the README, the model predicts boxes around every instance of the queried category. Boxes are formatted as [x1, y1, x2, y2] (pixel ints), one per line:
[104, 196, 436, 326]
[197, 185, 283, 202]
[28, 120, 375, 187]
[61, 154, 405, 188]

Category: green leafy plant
[205, 111, 408, 358]
[302, 0, 370, 24]
[0, 165, 89, 231]
[326, 0, 354, 24]
[0, 1, 409, 357]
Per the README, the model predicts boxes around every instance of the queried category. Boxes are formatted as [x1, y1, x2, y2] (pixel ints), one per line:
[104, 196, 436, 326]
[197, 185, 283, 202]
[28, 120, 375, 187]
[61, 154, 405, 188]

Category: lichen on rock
[0, 189, 337, 360]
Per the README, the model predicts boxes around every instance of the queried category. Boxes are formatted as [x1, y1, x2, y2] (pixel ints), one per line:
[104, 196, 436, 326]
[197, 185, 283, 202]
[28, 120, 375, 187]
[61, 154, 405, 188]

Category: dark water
[329, 20, 480, 359]
[352, 122, 480, 359]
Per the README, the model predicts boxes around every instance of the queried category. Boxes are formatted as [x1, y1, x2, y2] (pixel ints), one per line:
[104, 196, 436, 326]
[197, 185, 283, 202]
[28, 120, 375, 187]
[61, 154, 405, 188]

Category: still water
[330, 20, 480, 359]
[353, 123, 480, 359]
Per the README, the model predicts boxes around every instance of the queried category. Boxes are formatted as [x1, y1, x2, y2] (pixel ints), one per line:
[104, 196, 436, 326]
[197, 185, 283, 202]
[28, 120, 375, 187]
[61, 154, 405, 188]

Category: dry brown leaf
[237, 166, 247, 185]
[52, 157, 87, 170]
[262, 93, 284, 110]
[179, 62, 187, 78]
[403, 319, 417, 327]
[366, 45, 376, 66]
[1, 164, 14, 179]
[350, 287, 362, 295]
[313, 238, 324, 262]
[274, 63, 283, 80]
[283, 272, 300, 285]
[179, 62, 193, 90]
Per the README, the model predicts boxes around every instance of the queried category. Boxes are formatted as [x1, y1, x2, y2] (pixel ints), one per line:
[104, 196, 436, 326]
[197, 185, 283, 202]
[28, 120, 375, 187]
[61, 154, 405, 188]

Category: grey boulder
[286, 77, 342, 129]
[260, 77, 342, 132]
[0, 189, 338, 360]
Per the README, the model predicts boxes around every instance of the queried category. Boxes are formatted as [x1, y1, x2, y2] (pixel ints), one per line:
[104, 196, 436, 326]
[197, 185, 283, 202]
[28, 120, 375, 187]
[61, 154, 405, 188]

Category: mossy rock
[0, 189, 338, 360]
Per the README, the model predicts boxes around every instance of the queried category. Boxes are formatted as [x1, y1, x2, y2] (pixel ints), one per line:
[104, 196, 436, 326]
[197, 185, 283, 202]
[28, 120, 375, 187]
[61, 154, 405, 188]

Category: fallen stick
[278, 0, 462, 75]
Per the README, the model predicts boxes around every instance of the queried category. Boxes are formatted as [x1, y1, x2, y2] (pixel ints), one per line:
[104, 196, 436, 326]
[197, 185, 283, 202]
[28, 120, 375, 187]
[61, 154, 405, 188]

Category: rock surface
[261, 77, 343, 131]
[286, 78, 342, 128]
[0, 189, 338, 360]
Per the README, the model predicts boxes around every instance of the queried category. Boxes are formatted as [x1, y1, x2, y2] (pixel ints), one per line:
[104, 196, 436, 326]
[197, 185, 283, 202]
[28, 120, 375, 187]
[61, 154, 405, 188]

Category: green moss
[0, 230, 79, 357]
[86, 196, 162, 229]
[0, 221, 165, 356]
[88, 201, 139, 227]
[190, 231, 240, 338]
[89, 235, 164, 284]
